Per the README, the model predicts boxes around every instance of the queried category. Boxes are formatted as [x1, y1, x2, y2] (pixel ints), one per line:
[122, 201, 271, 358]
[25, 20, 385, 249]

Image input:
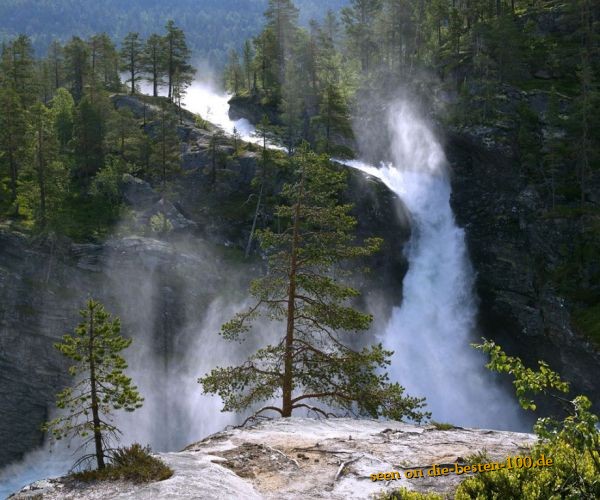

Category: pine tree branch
[291, 391, 353, 405]
[291, 403, 336, 418]
[238, 406, 284, 427]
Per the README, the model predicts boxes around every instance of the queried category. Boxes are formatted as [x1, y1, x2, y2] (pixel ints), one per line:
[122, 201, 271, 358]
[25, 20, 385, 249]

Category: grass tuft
[72, 444, 173, 484]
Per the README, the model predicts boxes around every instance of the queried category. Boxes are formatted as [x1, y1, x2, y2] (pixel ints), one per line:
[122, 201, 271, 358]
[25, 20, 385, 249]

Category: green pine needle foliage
[200, 145, 429, 422]
[42, 299, 143, 469]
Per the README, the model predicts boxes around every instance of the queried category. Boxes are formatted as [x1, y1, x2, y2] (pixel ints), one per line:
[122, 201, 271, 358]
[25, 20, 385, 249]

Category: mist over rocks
[9, 418, 536, 499]
[0, 98, 409, 474]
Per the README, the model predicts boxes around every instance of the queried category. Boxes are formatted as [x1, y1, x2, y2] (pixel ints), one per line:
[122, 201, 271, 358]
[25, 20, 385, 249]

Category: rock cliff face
[446, 130, 600, 408]
[10, 417, 536, 499]
[0, 229, 224, 468]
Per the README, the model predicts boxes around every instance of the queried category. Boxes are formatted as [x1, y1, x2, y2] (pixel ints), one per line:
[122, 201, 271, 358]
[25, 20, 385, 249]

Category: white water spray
[343, 101, 523, 429]
[181, 82, 255, 140]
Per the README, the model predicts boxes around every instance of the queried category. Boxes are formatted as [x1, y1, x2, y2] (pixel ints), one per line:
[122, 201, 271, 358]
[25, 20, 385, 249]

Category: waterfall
[183, 87, 523, 428]
[341, 101, 523, 429]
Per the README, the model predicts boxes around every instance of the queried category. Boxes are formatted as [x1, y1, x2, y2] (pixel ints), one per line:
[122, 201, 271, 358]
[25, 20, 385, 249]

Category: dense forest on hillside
[0, 2, 598, 346]
[0, 0, 346, 68]
[0, 20, 198, 240]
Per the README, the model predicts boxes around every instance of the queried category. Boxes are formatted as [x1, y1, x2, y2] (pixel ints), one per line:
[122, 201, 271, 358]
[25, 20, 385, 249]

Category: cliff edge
[10, 418, 536, 499]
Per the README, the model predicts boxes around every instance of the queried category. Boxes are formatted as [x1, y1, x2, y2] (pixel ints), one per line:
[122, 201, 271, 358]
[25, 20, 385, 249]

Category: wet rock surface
[10, 418, 536, 499]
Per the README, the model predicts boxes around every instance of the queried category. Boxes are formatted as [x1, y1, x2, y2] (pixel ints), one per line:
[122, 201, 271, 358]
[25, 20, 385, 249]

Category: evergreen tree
[43, 299, 143, 470]
[245, 115, 278, 257]
[200, 146, 429, 422]
[313, 83, 353, 155]
[225, 49, 243, 94]
[120, 32, 144, 95]
[206, 130, 226, 190]
[72, 95, 107, 180]
[150, 102, 180, 191]
[0, 34, 37, 106]
[105, 107, 143, 162]
[253, 28, 278, 96]
[90, 33, 120, 92]
[47, 40, 65, 91]
[143, 34, 165, 97]
[24, 102, 67, 229]
[51, 87, 75, 154]
[171, 67, 192, 123]
[264, 0, 300, 85]
[342, 0, 383, 74]
[163, 20, 195, 101]
[64, 37, 90, 103]
[0, 87, 29, 214]
[279, 59, 304, 154]
[242, 40, 254, 91]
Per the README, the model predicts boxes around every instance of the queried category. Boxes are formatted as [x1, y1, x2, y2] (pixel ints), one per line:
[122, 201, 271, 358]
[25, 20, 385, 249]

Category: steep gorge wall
[447, 131, 600, 407]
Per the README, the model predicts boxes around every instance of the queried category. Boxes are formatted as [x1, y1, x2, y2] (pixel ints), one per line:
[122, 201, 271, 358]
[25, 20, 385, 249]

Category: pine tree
[0, 87, 29, 214]
[171, 68, 192, 123]
[64, 37, 90, 103]
[163, 20, 195, 101]
[243, 40, 254, 92]
[200, 146, 429, 422]
[51, 87, 75, 154]
[120, 32, 144, 96]
[264, 0, 300, 85]
[89, 34, 120, 94]
[225, 49, 243, 94]
[72, 95, 107, 180]
[143, 34, 165, 97]
[22, 102, 68, 229]
[313, 83, 353, 155]
[47, 40, 65, 92]
[43, 299, 143, 470]
[105, 107, 143, 162]
[341, 0, 383, 74]
[279, 61, 304, 154]
[253, 28, 278, 96]
[150, 102, 180, 191]
[245, 115, 278, 257]
[0, 34, 37, 106]
[206, 130, 226, 190]
[28, 102, 58, 228]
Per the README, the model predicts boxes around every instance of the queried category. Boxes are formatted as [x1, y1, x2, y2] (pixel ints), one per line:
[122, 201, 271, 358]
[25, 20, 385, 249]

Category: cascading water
[342, 101, 523, 429]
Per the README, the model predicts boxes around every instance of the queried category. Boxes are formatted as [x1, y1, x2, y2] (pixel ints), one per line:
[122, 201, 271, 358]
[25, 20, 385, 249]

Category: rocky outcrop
[446, 128, 600, 408]
[10, 417, 536, 499]
[228, 94, 279, 125]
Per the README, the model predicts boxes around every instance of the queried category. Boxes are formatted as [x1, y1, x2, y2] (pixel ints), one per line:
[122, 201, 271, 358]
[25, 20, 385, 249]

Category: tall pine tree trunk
[88, 309, 105, 469]
[282, 169, 304, 417]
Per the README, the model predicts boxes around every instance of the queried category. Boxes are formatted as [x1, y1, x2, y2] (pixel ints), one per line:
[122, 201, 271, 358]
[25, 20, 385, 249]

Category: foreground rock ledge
[12, 418, 536, 499]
